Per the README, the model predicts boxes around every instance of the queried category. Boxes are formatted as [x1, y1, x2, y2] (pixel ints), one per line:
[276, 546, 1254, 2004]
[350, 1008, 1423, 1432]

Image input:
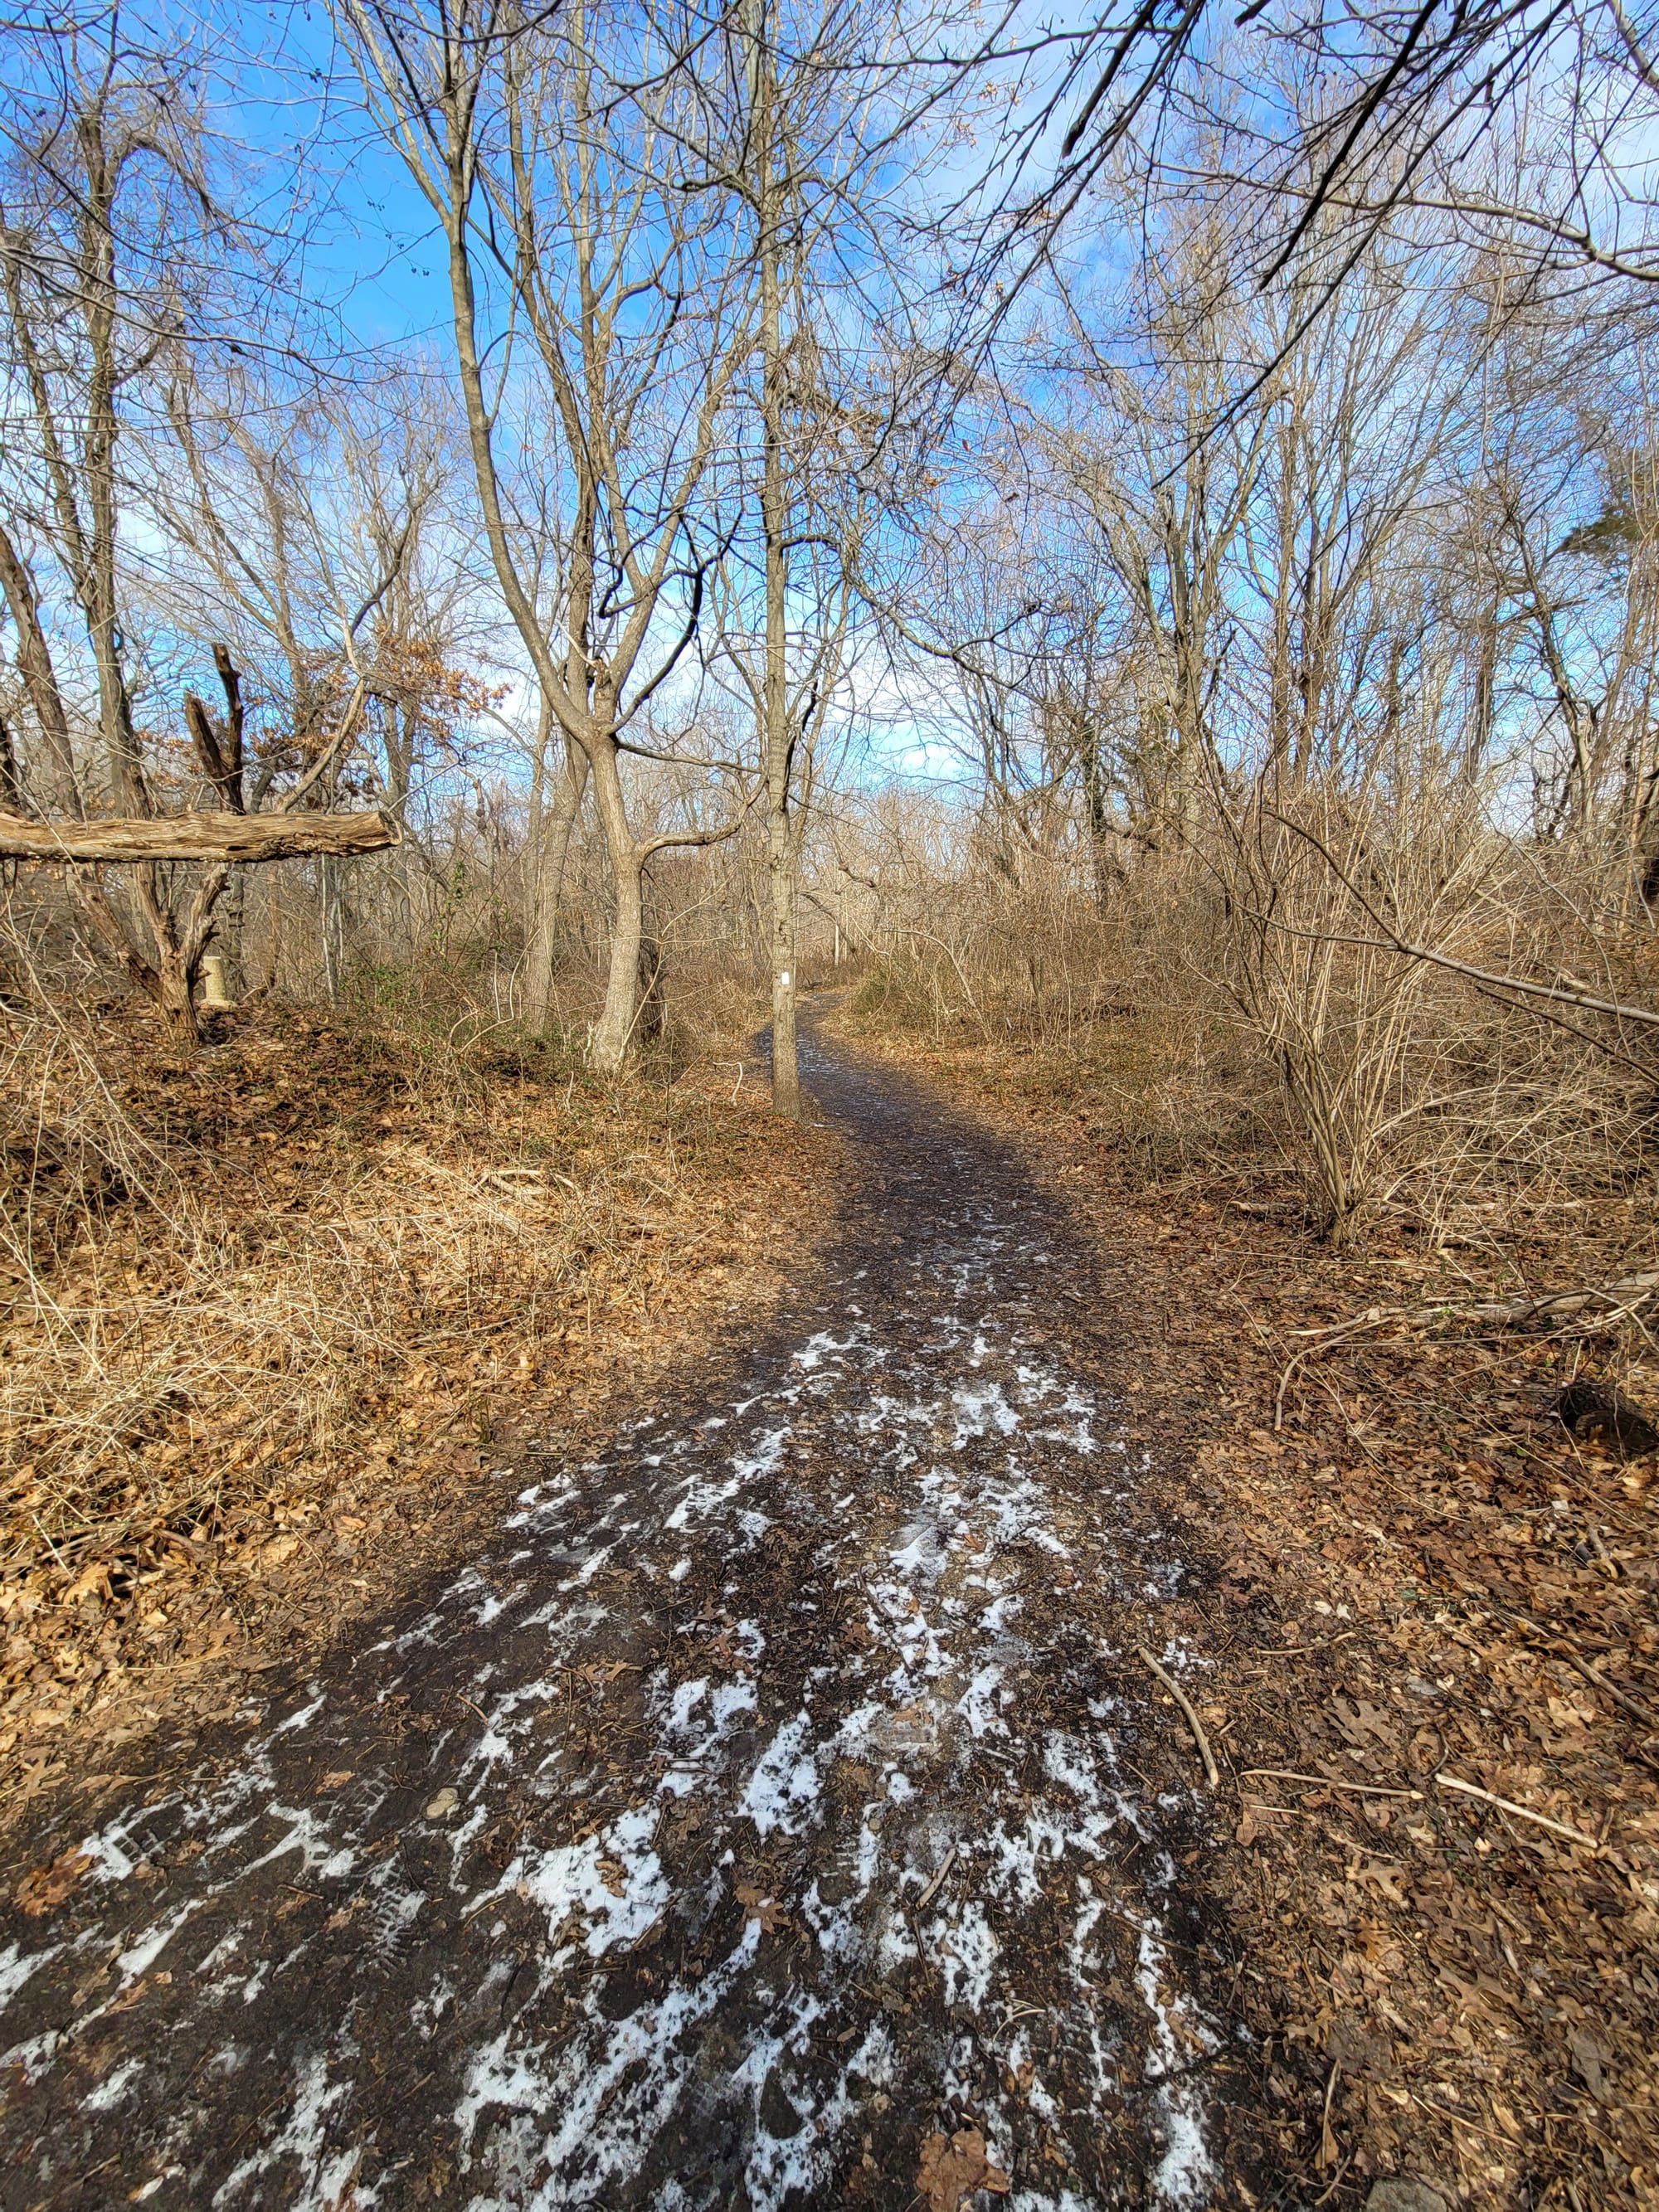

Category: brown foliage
[0, 1002, 839, 1822]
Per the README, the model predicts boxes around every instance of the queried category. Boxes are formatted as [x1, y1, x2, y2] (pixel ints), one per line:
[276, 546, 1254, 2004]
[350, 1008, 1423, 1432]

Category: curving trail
[0, 1021, 1253, 2210]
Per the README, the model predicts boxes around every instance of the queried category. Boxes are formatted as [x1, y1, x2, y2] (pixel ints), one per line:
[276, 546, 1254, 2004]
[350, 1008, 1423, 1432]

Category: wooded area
[4, 1, 1659, 2205]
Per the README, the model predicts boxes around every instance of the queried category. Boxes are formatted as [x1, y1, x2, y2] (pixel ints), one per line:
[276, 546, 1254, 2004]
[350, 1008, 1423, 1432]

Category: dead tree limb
[0, 809, 400, 865]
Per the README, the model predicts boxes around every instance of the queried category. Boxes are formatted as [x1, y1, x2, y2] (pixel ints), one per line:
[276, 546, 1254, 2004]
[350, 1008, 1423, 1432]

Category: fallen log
[0, 809, 400, 864]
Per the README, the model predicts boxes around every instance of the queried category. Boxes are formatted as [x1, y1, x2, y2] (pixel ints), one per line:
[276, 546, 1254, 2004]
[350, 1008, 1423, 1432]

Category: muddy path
[0, 1019, 1262, 2210]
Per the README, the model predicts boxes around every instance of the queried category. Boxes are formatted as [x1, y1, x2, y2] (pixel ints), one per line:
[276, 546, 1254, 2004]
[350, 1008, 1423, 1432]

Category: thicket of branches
[830, 6, 1659, 1253]
[2, 0, 1659, 1257]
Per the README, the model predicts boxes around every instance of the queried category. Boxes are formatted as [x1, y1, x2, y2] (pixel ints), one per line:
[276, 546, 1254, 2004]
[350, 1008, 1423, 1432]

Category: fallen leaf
[598, 1857, 629, 1898]
[1569, 2030, 1609, 2101]
[318, 1770, 354, 1791]
[1332, 1696, 1398, 1749]
[63, 1560, 111, 1606]
[15, 1845, 92, 1917]
[916, 2126, 1011, 2211]
[734, 1880, 791, 1932]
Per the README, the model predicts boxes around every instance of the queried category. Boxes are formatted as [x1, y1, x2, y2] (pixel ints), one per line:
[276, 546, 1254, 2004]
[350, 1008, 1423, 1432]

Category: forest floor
[1, 1009, 837, 1832]
[0, 1005, 1652, 2211]
[840, 1014, 1659, 2212]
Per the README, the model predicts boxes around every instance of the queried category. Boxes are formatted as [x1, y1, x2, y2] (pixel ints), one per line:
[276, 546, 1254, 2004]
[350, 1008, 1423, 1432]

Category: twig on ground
[1318, 2059, 1341, 2174]
[916, 1842, 958, 1910]
[1274, 1314, 1388, 1428]
[1287, 1271, 1659, 1349]
[1239, 1768, 1423, 1800]
[1495, 1605, 1659, 1732]
[1550, 1641, 1659, 1732]
[1436, 1771, 1603, 1850]
[1136, 1646, 1220, 1786]
[1311, 2148, 1355, 2206]
[1243, 1632, 1358, 1655]
[1406, 2090, 1524, 2152]
[1274, 1271, 1659, 1429]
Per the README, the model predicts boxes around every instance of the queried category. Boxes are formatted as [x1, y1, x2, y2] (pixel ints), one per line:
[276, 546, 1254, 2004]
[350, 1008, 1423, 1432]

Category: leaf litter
[1, 1009, 836, 1834]
[878, 1022, 1659, 2210]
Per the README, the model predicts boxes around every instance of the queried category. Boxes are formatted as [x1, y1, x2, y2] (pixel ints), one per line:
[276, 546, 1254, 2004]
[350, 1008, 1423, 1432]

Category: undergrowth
[0, 995, 832, 1794]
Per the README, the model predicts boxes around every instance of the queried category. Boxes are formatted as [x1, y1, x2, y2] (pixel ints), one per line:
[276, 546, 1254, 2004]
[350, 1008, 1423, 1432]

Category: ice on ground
[740, 1712, 823, 1836]
[521, 1807, 670, 1956]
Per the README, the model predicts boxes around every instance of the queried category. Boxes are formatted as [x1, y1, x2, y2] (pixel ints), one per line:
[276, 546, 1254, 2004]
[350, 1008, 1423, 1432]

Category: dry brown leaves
[732, 1879, 792, 1933]
[13, 1843, 92, 1917]
[0, 1013, 840, 1829]
[853, 1023, 1659, 2211]
[915, 2126, 1011, 2212]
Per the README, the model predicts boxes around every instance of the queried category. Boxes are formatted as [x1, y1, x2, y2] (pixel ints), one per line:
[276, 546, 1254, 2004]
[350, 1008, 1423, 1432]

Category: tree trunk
[592, 836, 644, 1076]
[320, 857, 346, 1002]
[155, 935, 202, 1047]
[385, 703, 416, 956]
[214, 864, 246, 997]
[0, 522, 80, 814]
[636, 926, 666, 1048]
[754, 0, 800, 1119]
[526, 733, 589, 1030]
[767, 811, 800, 1116]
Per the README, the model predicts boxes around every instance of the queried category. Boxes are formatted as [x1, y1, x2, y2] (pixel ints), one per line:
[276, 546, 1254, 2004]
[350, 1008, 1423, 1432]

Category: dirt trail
[0, 1019, 1256, 2210]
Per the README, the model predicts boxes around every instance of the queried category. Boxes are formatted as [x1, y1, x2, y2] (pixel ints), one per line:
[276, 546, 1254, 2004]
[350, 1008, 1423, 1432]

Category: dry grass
[844, 798, 1659, 1271]
[0, 997, 840, 1811]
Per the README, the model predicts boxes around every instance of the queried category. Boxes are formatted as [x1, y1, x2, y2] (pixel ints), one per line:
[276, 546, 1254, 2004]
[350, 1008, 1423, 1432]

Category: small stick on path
[1495, 1603, 1659, 1732]
[1436, 1771, 1603, 1851]
[916, 1843, 958, 1911]
[1240, 1768, 1423, 1800]
[1136, 1646, 1220, 1787]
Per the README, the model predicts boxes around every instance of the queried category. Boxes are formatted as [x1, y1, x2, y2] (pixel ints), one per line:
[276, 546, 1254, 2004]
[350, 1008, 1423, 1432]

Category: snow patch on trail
[655, 1675, 758, 1796]
[1137, 1922, 1220, 2205]
[520, 1808, 669, 1957]
[740, 1711, 823, 1836]
[0, 1941, 58, 2017]
[210, 2048, 368, 2210]
[0, 1065, 1226, 2210]
[454, 1919, 765, 2204]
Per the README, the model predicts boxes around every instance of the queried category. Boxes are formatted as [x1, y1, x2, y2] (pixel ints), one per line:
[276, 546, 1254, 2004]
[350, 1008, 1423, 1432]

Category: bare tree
[343, 0, 766, 1072]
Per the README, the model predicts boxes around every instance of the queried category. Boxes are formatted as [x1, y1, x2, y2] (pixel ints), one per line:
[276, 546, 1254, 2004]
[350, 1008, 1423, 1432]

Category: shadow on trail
[0, 1013, 1260, 2210]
